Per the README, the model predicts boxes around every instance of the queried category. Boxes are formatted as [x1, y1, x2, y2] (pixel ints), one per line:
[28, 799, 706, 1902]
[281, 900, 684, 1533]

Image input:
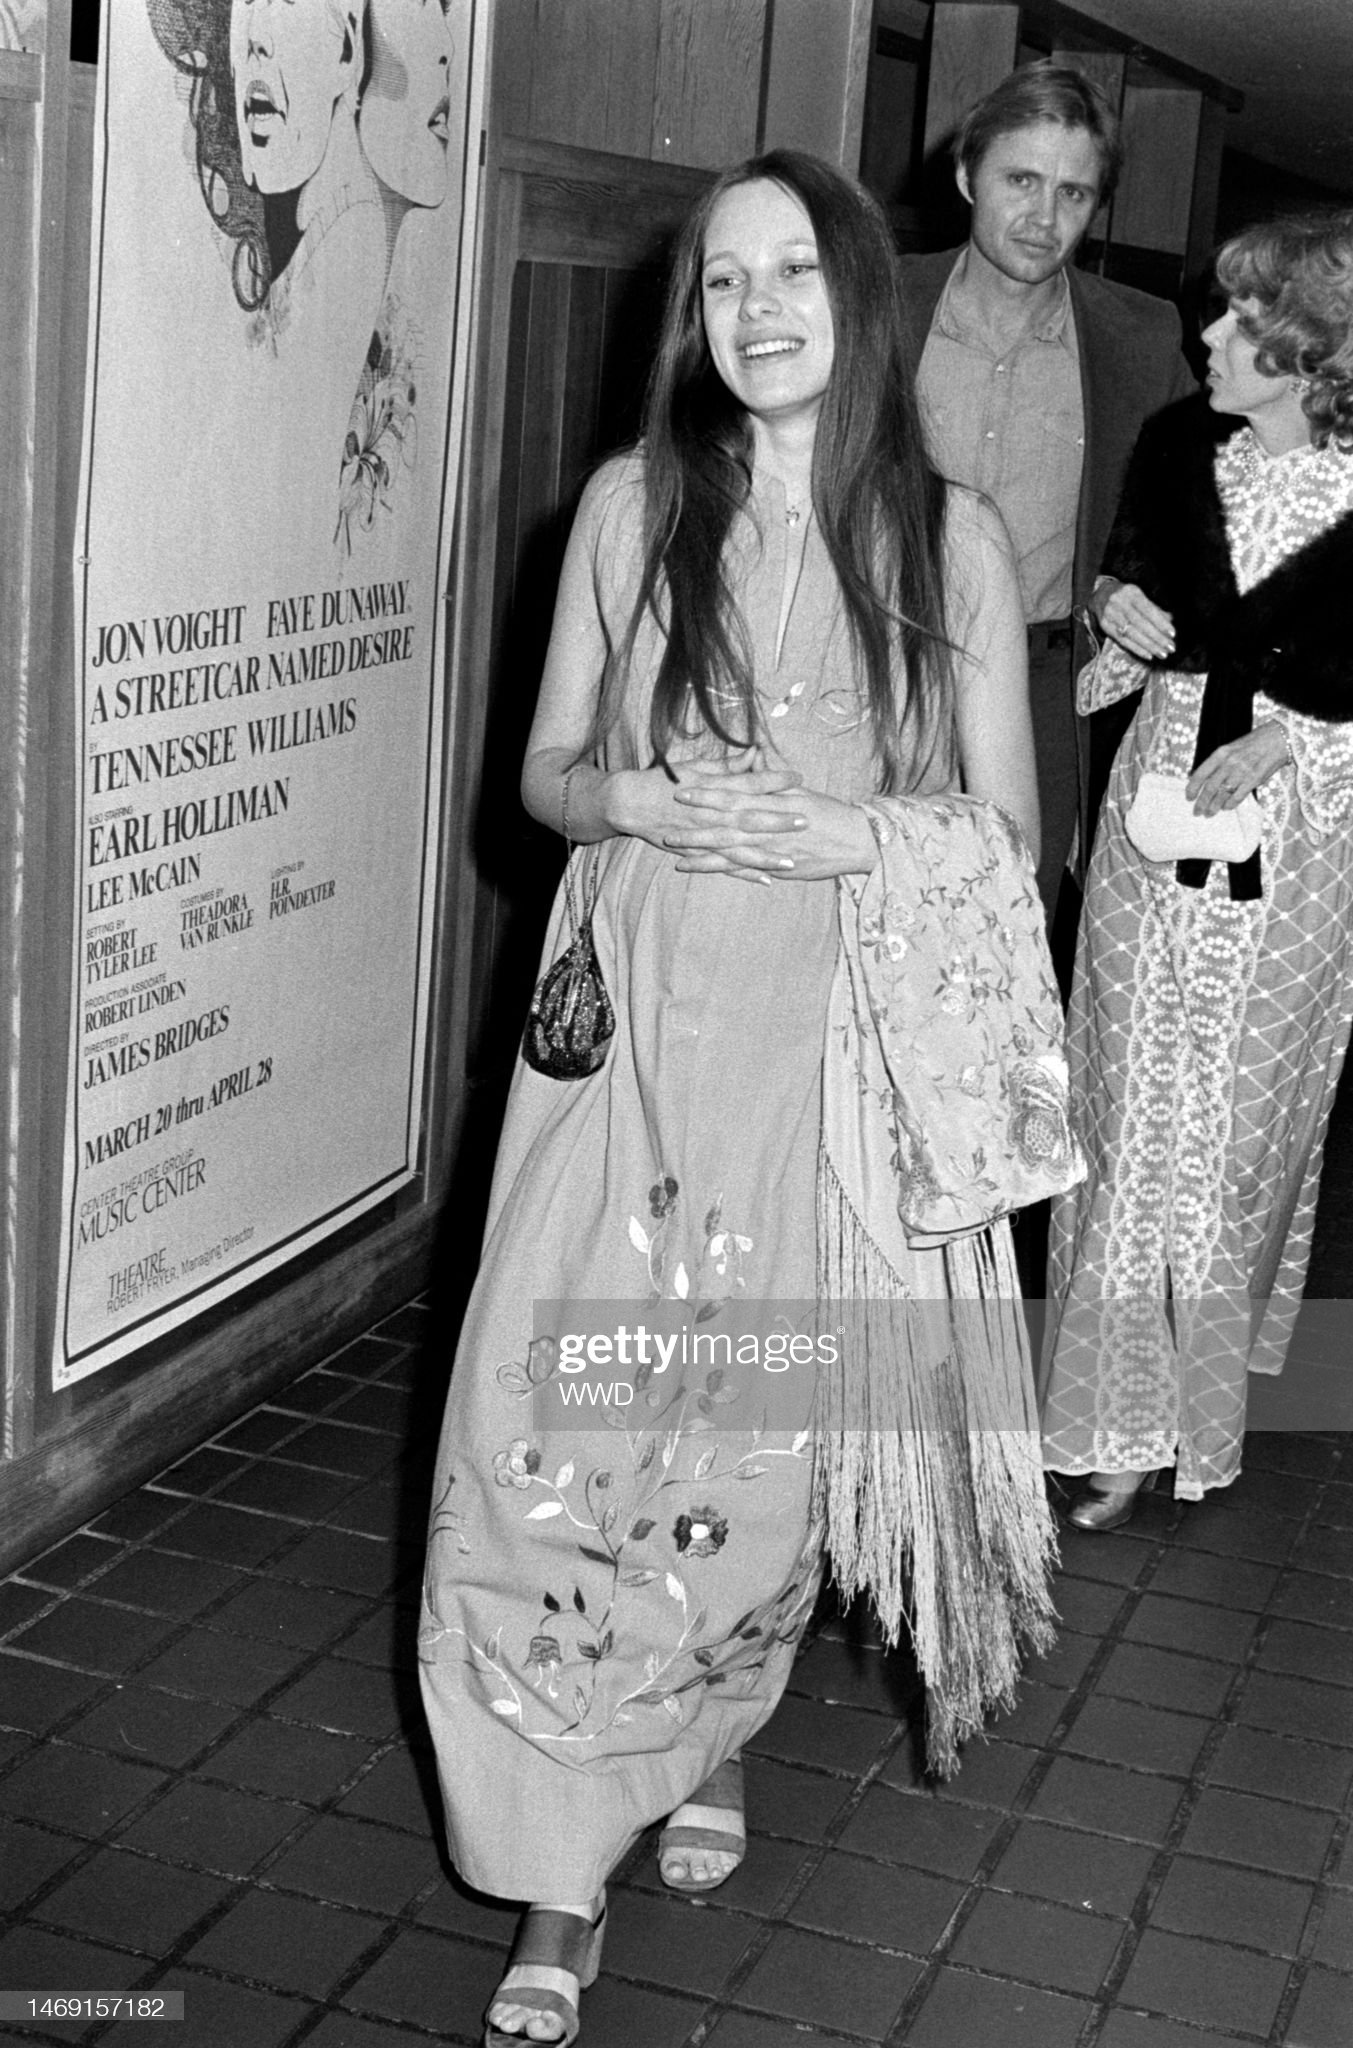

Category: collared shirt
[917, 257, 1084, 623]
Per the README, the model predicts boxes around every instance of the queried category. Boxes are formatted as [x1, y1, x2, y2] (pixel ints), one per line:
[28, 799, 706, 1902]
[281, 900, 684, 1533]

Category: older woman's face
[1202, 298, 1308, 438]
[700, 179, 835, 430]
[361, 0, 456, 207]
[231, 0, 359, 197]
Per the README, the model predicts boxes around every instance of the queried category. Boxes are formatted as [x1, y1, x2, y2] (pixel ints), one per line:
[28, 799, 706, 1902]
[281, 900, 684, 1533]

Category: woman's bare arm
[945, 487, 1041, 863]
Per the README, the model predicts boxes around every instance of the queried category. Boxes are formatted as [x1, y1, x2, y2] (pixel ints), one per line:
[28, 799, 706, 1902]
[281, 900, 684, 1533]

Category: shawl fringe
[813, 1150, 1057, 1777]
[813, 796, 1069, 1777]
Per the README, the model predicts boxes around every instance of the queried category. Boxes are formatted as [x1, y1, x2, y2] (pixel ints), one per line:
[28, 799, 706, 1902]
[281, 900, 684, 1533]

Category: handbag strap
[560, 769, 599, 939]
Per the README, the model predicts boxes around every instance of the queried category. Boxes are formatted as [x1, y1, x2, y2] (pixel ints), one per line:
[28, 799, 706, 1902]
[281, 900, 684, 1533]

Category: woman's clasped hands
[640, 748, 877, 883]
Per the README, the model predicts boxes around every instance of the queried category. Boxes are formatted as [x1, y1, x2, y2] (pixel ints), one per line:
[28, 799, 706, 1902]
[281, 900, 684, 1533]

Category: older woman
[1042, 210, 1353, 1525]
[417, 150, 1062, 2046]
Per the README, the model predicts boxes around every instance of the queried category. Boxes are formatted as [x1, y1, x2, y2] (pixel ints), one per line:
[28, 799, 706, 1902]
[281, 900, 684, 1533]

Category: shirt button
[985, 431, 995, 440]
[995, 363, 1006, 374]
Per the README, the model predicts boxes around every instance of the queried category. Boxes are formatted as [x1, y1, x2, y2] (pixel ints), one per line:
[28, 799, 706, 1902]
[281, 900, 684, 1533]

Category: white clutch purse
[1124, 771, 1262, 863]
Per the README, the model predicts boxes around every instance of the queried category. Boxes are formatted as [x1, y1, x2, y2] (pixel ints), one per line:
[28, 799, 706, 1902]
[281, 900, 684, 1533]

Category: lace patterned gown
[419, 456, 952, 1900]
[1042, 430, 1353, 1498]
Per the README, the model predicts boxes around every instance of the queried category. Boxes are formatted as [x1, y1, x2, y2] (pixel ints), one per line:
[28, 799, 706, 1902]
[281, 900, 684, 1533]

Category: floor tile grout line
[0, 1699, 424, 1941]
[798, 1561, 1181, 2048]
[1262, 1767, 1353, 2044]
[667, 1702, 922, 2044]
[10, 1721, 453, 2038]
[0, 1528, 415, 1755]
[61, 1849, 456, 2048]
[8, 1797, 450, 1948]
[1251, 1456, 1353, 2047]
[1066, 1473, 1339, 2048]
[0, 1502, 433, 1933]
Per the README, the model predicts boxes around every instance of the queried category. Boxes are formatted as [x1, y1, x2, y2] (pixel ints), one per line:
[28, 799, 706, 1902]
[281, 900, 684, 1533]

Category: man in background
[900, 61, 1195, 930]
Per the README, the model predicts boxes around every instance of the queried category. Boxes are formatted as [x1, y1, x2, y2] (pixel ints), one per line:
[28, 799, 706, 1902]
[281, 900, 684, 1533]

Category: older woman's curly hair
[1216, 210, 1353, 451]
[148, 0, 270, 311]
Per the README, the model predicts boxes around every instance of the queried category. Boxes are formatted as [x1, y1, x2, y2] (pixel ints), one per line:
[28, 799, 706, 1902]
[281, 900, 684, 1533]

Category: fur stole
[1104, 396, 1353, 898]
[1104, 395, 1353, 729]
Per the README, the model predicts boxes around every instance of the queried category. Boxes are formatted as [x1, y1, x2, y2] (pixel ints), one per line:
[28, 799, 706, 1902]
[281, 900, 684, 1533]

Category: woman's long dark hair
[603, 149, 954, 795]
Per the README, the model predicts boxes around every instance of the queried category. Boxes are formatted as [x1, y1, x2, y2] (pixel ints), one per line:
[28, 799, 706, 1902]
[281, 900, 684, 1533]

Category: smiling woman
[416, 146, 1057, 2048]
[699, 181, 836, 427]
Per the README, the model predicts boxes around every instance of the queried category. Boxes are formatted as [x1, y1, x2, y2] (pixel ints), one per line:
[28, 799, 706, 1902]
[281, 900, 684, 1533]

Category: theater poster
[53, 0, 487, 1384]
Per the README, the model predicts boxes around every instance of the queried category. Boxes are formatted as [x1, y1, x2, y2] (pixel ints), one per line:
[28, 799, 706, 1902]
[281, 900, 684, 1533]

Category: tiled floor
[1, 1298, 1350, 2048]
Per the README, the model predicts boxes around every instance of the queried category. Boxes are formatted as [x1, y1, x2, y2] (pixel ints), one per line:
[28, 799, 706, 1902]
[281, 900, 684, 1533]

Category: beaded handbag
[522, 777, 615, 1080]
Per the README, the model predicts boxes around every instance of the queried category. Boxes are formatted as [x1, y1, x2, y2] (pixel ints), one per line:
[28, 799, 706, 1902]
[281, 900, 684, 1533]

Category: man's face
[958, 120, 1103, 288]
[231, 0, 356, 197]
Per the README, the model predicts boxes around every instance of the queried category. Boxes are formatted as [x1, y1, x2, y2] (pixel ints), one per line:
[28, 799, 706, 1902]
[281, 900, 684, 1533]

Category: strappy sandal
[658, 1753, 746, 1893]
[485, 1896, 607, 2048]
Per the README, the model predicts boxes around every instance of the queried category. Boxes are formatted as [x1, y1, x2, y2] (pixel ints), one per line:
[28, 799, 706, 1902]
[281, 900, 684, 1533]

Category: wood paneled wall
[442, 142, 711, 1236]
[492, 0, 873, 172]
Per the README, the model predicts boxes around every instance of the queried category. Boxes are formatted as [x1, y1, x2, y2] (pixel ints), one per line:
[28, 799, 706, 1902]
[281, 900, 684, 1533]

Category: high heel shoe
[1066, 1469, 1160, 1533]
[485, 1894, 607, 2047]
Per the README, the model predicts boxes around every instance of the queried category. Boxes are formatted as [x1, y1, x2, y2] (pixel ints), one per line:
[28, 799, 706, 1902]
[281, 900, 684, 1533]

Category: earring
[1292, 374, 1312, 396]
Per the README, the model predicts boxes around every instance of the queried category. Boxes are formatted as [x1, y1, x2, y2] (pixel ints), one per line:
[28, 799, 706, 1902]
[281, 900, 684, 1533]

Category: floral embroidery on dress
[417, 1167, 818, 1749]
[627, 1177, 755, 1307]
[422, 1406, 817, 1745]
[494, 1440, 542, 1488]
[673, 1507, 729, 1557]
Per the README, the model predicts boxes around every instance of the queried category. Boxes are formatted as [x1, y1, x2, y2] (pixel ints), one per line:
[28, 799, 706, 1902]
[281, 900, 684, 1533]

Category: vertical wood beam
[1113, 84, 1201, 256]
[651, 0, 765, 169]
[761, 0, 877, 171]
[494, 0, 664, 158]
[1050, 47, 1124, 244]
[1186, 93, 1228, 282]
[923, 2, 1019, 163]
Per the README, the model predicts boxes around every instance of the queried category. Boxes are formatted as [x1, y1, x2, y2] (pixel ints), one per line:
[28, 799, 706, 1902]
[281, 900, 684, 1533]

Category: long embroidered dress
[1042, 429, 1353, 1498]
[419, 455, 956, 1901]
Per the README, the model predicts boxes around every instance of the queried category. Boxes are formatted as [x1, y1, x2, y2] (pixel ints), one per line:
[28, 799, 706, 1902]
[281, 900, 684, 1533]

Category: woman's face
[360, 0, 455, 208]
[231, 0, 359, 197]
[1202, 298, 1308, 439]
[700, 179, 835, 431]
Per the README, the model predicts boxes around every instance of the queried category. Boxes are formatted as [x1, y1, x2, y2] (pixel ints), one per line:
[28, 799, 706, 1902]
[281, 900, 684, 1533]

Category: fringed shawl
[814, 795, 1084, 1775]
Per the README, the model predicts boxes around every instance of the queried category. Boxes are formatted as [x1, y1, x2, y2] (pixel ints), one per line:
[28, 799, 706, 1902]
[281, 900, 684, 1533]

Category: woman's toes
[662, 1846, 737, 1886]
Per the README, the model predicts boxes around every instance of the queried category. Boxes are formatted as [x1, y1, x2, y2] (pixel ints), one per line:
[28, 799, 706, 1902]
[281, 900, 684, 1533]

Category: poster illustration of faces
[54, 0, 486, 1384]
